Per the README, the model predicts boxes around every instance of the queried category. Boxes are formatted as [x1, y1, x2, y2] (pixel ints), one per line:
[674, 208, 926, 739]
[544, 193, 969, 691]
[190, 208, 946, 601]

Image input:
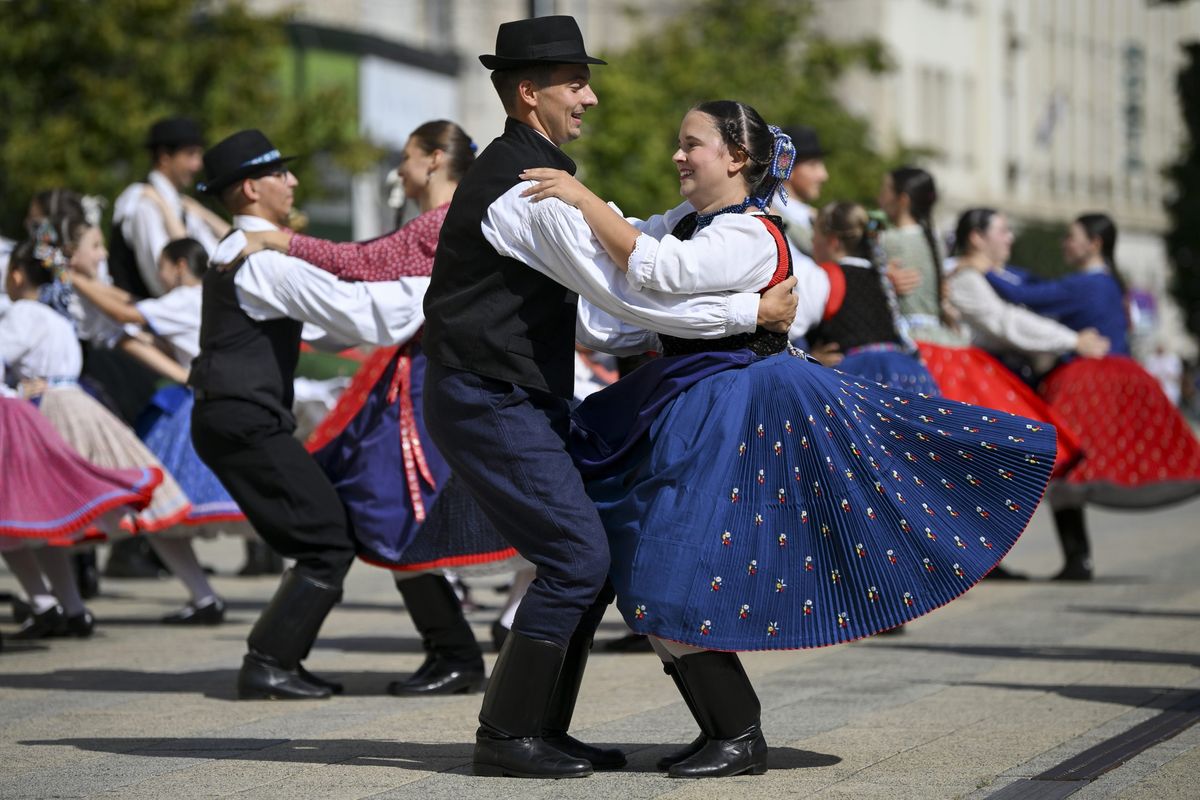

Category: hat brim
[198, 155, 298, 195]
[479, 54, 607, 70]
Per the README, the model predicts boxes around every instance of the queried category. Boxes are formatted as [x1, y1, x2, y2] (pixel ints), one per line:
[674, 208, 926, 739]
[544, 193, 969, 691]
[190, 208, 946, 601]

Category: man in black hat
[189, 129, 432, 700]
[421, 16, 797, 779]
[110, 117, 230, 298]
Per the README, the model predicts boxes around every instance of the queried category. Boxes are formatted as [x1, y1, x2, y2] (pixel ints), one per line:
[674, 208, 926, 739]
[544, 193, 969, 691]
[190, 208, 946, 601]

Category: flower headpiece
[80, 195, 105, 227]
[761, 125, 796, 209]
[31, 220, 67, 276]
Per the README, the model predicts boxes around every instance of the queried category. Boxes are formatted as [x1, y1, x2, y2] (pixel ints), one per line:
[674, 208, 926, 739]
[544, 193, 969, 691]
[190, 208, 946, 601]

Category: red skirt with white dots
[1039, 356, 1200, 508]
[916, 342, 1082, 478]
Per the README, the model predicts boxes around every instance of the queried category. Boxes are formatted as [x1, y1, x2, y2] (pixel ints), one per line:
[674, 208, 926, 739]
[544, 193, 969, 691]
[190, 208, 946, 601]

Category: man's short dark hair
[490, 64, 556, 114]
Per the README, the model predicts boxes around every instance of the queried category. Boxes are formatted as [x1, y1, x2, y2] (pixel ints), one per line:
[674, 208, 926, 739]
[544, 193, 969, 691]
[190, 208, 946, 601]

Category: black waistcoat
[188, 247, 304, 428]
[807, 260, 902, 351]
[422, 118, 578, 398]
[107, 215, 153, 299]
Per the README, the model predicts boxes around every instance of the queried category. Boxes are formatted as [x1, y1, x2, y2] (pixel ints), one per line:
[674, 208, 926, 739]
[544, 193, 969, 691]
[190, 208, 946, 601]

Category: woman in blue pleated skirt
[521, 101, 1055, 779]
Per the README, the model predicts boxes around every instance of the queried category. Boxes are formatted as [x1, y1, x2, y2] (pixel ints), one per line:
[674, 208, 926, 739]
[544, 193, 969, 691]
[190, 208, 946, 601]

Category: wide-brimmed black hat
[146, 117, 206, 150]
[197, 129, 297, 195]
[782, 125, 827, 160]
[479, 15, 606, 70]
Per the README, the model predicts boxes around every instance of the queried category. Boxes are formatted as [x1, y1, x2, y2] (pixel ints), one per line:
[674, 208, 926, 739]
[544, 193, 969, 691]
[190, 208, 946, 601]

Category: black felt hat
[782, 125, 827, 160]
[479, 15, 606, 70]
[197, 129, 297, 195]
[146, 117, 206, 150]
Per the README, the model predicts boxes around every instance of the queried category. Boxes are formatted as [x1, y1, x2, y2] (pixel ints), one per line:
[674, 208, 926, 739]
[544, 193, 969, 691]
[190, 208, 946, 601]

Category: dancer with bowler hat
[421, 16, 799, 778]
[189, 129, 430, 700]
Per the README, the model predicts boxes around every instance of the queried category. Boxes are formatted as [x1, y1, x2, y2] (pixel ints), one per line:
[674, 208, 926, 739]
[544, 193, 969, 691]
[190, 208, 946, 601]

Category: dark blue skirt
[573, 349, 1055, 651]
[136, 386, 244, 525]
[312, 344, 515, 569]
[839, 343, 940, 397]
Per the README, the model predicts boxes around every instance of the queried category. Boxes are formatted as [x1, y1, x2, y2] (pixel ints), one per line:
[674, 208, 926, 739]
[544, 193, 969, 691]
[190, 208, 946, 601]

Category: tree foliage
[1165, 42, 1200, 342]
[568, 0, 901, 218]
[0, 0, 377, 237]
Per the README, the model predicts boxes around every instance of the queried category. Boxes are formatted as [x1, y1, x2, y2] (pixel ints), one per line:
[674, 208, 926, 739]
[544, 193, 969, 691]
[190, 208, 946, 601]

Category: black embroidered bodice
[658, 212, 791, 358]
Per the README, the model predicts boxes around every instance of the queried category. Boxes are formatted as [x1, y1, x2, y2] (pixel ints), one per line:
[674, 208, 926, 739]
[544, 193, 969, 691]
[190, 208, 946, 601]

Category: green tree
[569, 0, 899, 218]
[0, 0, 377, 237]
[1165, 42, 1200, 341]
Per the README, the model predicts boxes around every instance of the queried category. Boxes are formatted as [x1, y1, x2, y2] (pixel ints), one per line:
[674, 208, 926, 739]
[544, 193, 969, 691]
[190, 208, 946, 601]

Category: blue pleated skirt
[137, 386, 244, 525]
[838, 343, 940, 397]
[575, 349, 1055, 651]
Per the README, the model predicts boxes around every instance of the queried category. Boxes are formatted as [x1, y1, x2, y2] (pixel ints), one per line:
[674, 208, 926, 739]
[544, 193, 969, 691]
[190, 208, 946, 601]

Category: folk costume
[486, 121, 1055, 777]
[189, 129, 428, 700]
[277, 204, 519, 696]
[802, 256, 939, 395]
[109, 118, 220, 298]
[988, 266, 1200, 509]
[421, 16, 768, 779]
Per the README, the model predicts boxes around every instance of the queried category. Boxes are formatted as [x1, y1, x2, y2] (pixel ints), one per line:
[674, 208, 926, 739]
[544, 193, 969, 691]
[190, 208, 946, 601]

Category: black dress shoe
[387, 656, 485, 696]
[64, 610, 95, 638]
[11, 597, 32, 624]
[298, 664, 344, 695]
[162, 597, 226, 625]
[473, 728, 592, 778]
[985, 565, 1029, 581]
[656, 735, 707, 771]
[543, 733, 626, 770]
[1052, 558, 1094, 582]
[237, 652, 331, 700]
[12, 606, 65, 639]
[668, 727, 768, 778]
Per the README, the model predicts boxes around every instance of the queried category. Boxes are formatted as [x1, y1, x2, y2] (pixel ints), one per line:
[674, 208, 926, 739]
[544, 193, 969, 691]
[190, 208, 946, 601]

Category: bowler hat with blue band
[197, 129, 297, 195]
[479, 15, 606, 70]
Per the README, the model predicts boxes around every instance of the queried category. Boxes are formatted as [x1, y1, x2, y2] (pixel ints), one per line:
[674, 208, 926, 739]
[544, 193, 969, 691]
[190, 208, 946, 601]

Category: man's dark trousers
[192, 397, 355, 586]
[423, 362, 612, 647]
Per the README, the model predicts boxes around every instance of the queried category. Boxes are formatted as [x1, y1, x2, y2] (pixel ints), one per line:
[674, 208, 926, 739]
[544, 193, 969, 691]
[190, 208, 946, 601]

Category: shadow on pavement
[1065, 605, 1200, 620]
[951, 682, 1196, 711]
[866, 642, 1200, 667]
[0, 669, 435, 700]
[17, 737, 840, 773]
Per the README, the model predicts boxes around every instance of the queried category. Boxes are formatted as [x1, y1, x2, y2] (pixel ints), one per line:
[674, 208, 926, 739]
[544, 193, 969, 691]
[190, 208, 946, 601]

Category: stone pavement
[1, 500, 1198, 799]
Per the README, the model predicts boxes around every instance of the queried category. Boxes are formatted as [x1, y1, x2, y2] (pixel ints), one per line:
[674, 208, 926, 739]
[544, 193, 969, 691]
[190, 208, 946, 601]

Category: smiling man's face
[531, 64, 598, 146]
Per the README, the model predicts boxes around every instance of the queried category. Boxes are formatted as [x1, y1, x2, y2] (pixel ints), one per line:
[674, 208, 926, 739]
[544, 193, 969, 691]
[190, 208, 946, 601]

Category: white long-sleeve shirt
[214, 215, 428, 347]
[112, 170, 222, 297]
[482, 187, 763, 355]
[948, 267, 1079, 356]
[0, 300, 83, 383]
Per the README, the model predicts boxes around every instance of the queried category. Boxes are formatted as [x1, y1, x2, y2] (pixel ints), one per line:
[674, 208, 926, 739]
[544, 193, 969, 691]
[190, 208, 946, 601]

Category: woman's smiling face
[672, 110, 745, 211]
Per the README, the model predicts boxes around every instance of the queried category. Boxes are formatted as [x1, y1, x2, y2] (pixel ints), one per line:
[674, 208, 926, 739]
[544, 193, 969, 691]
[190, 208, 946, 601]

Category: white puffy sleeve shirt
[130, 284, 204, 366]
[482, 186, 762, 355]
[948, 268, 1079, 356]
[0, 300, 84, 382]
[223, 216, 427, 347]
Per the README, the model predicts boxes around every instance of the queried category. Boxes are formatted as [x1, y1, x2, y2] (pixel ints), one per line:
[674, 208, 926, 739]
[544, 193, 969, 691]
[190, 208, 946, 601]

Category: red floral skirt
[1039, 356, 1200, 508]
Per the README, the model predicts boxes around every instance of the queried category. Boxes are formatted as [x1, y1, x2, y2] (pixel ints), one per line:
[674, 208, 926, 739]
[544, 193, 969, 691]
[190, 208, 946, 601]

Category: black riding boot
[473, 631, 592, 778]
[1052, 507, 1094, 581]
[388, 574, 485, 696]
[667, 651, 768, 778]
[237, 569, 341, 700]
[541, 625, 626, 770]
[655, 660, 708, 770]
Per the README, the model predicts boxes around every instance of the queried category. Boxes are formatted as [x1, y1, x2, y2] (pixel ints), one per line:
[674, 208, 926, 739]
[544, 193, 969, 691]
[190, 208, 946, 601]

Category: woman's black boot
[237, 569, 341, 700]
[656, 660, 708, 770]
[667, 651, 768, 778]
[473, 631, 592, 778]
[388, 574, 485, 696]
[1052, 507, 1094, 581]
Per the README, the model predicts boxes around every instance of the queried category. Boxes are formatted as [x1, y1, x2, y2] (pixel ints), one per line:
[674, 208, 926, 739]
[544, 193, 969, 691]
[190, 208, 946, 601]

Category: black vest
[107, 213, 154, 299]
[188, 246, 304, 427]
[807, 260, 902, 351]
[422, 118, 578, 398]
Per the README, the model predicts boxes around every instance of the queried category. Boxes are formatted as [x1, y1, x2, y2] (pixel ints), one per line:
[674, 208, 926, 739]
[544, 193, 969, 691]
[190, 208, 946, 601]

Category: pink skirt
[37, 387, 191, 534]
[0, 397, 161, 545]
